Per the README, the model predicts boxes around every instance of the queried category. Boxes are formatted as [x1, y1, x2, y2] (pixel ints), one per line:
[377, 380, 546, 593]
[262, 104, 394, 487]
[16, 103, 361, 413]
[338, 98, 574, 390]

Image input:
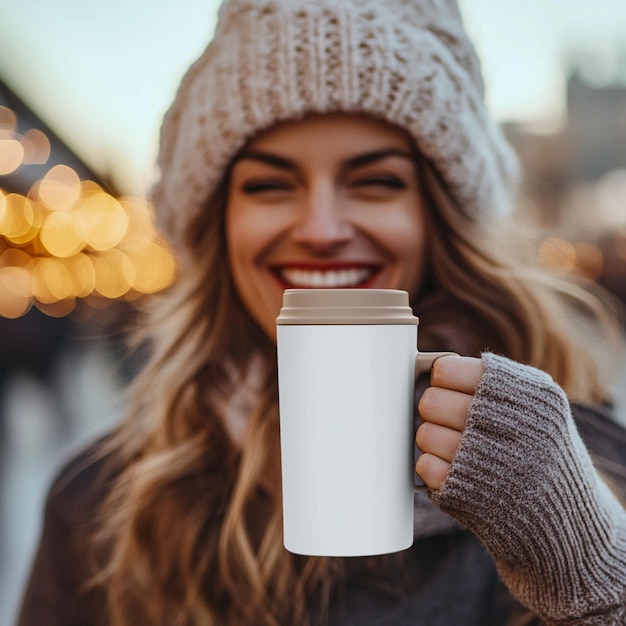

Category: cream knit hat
[153, 0, 520, 254]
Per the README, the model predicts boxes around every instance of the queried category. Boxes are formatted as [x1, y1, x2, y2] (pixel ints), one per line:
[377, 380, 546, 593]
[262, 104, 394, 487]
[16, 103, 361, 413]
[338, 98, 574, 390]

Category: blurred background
[1, 0, 626, 623]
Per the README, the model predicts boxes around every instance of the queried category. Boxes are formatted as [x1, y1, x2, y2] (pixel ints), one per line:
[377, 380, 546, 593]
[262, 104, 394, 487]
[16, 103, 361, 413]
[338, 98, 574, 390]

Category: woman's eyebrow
[233, 147, 413, 171]
[344, 148, 414, 170]
[233, 150, 297, 171]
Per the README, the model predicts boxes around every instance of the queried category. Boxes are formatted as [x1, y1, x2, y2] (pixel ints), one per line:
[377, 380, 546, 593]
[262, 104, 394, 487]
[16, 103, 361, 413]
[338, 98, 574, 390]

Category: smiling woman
[226, 114, 426, 340]
[16, 0, 626, 625]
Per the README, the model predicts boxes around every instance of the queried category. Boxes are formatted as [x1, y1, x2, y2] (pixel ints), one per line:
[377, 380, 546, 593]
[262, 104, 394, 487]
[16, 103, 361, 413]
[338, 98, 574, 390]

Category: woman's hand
[415, 356, 484, 490]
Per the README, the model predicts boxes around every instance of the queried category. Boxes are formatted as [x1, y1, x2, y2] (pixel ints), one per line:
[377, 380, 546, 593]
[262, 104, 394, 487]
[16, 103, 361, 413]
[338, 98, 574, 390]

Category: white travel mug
[276, 288, 455, 557]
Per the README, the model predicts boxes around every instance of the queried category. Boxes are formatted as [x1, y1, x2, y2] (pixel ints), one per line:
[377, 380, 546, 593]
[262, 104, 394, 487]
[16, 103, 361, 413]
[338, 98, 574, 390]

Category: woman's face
[226, 113, 427, 341]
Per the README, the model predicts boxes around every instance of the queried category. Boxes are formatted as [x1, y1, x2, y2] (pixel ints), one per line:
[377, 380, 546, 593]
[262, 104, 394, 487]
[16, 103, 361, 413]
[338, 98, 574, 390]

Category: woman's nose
[289, 189, 354, 252]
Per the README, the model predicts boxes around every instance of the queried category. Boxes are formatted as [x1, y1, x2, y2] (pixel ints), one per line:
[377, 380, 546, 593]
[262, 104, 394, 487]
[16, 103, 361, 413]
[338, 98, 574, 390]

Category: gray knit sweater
[432, 353, 626, 625]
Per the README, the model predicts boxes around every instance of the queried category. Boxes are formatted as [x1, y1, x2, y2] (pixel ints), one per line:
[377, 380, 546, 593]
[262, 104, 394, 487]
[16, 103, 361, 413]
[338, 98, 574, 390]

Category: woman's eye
[241, 179, 294, 194]
[353, 175, 407, 190]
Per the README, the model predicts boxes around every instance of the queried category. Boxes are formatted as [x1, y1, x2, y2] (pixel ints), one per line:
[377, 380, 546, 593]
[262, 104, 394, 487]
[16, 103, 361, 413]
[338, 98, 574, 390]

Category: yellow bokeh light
[92, 249, 134, 298]
[0, 194, 41, 244]
[81, 180, 104, 194]
[119, 197, 157, 248]
[0, 136, 25, 175]
[0, 295, 32, 319]
[38, 164, 82, 211]
[538, 237, 576, 273]
[21, 128, 51, 165]
[0, 264, 31, 297]
[9, 198, 43, 246]
[0, 106, 17, 131]
[0, 175, 176, 316]
[573, 242, 604, 281]
[78, 191, 129, 251]
[1, 247, 32, 268]
[30, 257, 75, 303]
[40, 210, 86, 258]
[0, 190, 6, 222]
[35, 299, 76, 318]
[130, 241, 177, 293]
[0, 266, 33, 319]
[64, 253, 96, 298]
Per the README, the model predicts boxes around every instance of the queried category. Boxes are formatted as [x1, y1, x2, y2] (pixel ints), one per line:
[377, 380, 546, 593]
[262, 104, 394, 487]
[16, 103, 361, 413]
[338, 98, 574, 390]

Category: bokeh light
[0, 265, 32, 318]
[573, 241, 604, 281]
[37, 164, 82, 210]
[92, 249, 135, 299]
[31, 257, 75, 303]
[64, 252, 96, 298]
[40, 210, 85, 257]
[0, 194, 40, 244]
[130, 240, 177, 293]
[0, 102, 182, 318]
[538, 236, 608, 282]
[0, 105, 17, 131]
[78, 189, 128, 251]
[21, 128, 50, 165]
[0, 132, 24, 175]
[538, 237, 577, 273]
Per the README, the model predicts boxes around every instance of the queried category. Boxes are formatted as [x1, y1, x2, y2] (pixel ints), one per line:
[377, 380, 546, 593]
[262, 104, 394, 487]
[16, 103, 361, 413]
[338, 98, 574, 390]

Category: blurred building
[505, 59, 626, 232]
[504, 58, 626, 305]
[567, 71, 626, 182]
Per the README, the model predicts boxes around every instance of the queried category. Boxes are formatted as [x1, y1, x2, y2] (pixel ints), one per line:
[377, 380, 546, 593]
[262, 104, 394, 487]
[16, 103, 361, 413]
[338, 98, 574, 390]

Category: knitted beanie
[153, 0, 520, 255]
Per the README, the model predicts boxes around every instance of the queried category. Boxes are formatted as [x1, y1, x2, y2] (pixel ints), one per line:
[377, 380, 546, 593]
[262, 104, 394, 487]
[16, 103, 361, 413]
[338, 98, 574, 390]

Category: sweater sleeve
[431, 352, 626, 625]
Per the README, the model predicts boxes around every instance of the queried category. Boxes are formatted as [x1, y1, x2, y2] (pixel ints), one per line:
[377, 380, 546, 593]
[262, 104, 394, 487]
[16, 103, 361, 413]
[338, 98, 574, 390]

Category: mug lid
[276, 289, 419, 325]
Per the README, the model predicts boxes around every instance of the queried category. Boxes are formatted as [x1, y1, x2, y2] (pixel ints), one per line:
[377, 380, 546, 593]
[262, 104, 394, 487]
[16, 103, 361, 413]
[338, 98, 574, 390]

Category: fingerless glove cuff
[432, 352, 626, 624]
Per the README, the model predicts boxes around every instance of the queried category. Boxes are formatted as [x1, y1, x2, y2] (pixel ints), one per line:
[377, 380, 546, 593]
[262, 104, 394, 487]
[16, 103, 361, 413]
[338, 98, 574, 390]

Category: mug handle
[415, 351, 458, 376]
[413, 351, 458, 492]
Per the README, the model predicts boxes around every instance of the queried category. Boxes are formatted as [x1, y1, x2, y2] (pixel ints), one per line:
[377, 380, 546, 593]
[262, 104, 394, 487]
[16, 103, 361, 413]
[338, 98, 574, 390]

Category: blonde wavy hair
[91, 139, 622, 625]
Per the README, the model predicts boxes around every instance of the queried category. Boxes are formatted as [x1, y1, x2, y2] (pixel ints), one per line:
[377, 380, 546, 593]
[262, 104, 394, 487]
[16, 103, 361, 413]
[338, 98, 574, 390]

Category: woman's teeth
[279, 267, 373, 288]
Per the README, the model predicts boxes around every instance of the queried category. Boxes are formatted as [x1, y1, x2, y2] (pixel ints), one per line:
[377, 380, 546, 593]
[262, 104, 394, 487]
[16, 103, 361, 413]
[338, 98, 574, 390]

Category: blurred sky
[1, 0, 626, 196]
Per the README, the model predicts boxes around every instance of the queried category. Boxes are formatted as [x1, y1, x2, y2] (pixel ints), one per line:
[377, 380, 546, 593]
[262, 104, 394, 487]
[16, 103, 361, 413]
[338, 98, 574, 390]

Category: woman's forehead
[240, 112, 416, 156]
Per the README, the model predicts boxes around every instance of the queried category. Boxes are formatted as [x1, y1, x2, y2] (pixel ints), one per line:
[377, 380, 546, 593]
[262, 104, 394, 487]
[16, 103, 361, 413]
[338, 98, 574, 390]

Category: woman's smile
[270, 262, 381, 289]
[226, 113, 428, 340]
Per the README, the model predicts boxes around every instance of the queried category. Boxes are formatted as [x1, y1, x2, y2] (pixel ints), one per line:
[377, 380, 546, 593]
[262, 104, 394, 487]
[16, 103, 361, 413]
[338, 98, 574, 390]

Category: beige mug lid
[276, 289, 419, 325]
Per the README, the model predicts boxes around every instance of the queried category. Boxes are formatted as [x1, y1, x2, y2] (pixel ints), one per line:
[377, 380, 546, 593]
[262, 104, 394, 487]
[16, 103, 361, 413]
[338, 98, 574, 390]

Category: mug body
[277, 323, 416, 556]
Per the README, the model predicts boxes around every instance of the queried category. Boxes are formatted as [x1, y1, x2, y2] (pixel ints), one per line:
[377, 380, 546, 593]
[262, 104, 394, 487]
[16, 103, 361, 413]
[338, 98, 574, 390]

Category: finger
[431, 355, 483, 394]
[415, 422, 462, 463]
[418, 387, 472, 431]
[415, 453, 449, 491]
